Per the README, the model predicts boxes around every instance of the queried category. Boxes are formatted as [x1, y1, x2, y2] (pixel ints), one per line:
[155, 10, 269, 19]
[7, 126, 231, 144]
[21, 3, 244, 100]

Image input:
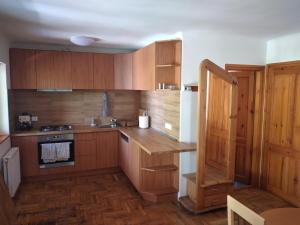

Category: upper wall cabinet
[93, 53, 114, 89]
[114, 53, 133, 90]
[71, 52, 94, 89]
[133, 40, 182, 90]
[133, 44, 155, 90]
[36, 50, 72, 89]
[10, 48, 37, 89]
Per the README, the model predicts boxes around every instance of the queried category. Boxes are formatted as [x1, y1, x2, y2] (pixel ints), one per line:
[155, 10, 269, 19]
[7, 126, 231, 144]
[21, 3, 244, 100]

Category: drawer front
[204, 184, 227, 196]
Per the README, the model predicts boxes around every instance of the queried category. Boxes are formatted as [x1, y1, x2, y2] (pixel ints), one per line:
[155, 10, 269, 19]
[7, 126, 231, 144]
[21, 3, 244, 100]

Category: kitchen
[1, 1, 300, 225]
[7, 39, 197, 201]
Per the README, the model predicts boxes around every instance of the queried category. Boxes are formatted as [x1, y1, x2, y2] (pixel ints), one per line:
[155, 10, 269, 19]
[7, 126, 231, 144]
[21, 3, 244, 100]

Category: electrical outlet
[31, 116, 38, 122]
[165, 122, 172, 130]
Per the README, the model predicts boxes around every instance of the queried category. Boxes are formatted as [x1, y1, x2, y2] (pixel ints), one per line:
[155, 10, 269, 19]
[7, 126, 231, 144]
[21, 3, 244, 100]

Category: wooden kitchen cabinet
[96, 131, 119, 168]
[119, 132, 129, 176]
[133, 45, 155, 90]
[11, 136, 39, 177]
[132, 40, 182, 90]
[128, 139, 141, 190]
[119, 133, 140, 189]
[74, 133, 97, 171]
[114, 53, 133, 89]
[93, 53, 115, 89]
[36, 50, 72, 89]
[10, 48, 37, 89]
[71, 52, 94, 89]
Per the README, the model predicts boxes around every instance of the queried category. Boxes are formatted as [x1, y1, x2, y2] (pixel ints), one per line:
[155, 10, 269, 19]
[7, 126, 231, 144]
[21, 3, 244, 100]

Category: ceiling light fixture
[70, 35, 100, 46]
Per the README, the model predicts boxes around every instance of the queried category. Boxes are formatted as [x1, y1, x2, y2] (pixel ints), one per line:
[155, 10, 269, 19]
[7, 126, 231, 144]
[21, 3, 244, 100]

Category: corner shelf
[141, 165, 177, 172]
[156, 64, 180, 68]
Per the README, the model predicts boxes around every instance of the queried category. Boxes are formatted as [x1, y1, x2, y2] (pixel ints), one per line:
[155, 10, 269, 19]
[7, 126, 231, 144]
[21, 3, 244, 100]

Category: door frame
[225, 64, 266, 187]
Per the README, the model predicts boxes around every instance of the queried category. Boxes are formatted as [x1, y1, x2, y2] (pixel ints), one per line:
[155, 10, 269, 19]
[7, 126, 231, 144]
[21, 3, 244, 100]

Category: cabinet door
[119, 133, 129, 175]
[10, 48, 36, 89]
[93, 53, 114, 89]
[114, 53, 132, 90]
[11, 136, 39, 177]
[75, 133, 97, 171]
[128, 139, 140, 190]
[132, 44, 155, 90]
[96, 131, 118, 168]
[36, 50, 72, 89]
[71, 52, 94, 89]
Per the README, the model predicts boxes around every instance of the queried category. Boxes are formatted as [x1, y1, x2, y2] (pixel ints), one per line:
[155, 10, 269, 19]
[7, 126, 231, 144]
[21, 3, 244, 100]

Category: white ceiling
[0, 0, 300, 49]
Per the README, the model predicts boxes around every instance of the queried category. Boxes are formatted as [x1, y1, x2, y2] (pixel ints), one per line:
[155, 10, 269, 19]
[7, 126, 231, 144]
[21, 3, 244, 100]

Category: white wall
[181, 29, 266, 86]
[266, 32, 300, 64]
[178, 29, 266, 198]
[0, 33, 10, 134]
[0, 33, 10, 89]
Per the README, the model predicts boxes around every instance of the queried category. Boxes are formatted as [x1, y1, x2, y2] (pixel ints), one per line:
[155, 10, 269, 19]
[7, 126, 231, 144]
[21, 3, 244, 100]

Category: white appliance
[3, 147, 21, 197]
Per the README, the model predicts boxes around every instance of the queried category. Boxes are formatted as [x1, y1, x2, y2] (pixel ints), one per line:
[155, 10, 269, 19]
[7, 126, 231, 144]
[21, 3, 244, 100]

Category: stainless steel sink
[97, 124, 117, 128]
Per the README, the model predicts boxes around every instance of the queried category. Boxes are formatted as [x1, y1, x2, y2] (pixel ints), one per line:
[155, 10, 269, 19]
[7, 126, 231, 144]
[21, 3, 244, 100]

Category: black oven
[38, 133, 75, 168]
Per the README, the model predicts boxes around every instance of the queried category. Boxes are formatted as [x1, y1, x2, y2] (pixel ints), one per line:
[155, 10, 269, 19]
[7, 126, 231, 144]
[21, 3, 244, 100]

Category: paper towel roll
[139, 116, 149, 128]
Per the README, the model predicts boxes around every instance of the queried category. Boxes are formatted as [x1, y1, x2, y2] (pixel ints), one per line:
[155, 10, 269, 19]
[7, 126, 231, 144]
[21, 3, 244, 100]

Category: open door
[226, 64, 265, 186]
[231, 71, 255, 184]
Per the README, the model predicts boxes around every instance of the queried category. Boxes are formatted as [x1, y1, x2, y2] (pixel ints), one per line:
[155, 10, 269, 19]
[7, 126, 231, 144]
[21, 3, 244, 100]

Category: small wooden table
[260, 208, 300, 225]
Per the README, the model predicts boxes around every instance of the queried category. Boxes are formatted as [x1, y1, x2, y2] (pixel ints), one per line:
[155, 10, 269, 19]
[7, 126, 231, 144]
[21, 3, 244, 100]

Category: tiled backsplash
[141, 90, 180, 140]
[9, 90, 140, 131]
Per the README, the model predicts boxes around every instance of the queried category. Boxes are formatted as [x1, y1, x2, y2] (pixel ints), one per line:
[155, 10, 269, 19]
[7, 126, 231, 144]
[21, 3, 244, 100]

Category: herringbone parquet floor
[14, 172, 227, 225]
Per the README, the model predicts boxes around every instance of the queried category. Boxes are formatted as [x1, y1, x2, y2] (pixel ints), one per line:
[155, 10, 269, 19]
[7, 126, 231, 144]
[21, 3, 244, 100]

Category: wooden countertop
[11, 126, 118, 137]
[11, 126, 196, 155]
[0, 134, 9, 144]
[119, 127, 196, 155]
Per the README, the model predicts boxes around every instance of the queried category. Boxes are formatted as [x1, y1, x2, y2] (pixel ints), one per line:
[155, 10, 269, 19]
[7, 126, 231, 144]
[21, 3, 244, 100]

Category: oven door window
[38, 140, 75, 168]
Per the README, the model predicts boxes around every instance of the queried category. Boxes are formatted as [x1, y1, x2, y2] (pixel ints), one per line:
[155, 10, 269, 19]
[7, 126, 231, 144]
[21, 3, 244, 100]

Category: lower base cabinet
[96, 131, 119, 168]
[11, 136, 39, 177]
[118, 132, 179, 202]
[74, 133, 97, 171]
[12, 131, 119, 178]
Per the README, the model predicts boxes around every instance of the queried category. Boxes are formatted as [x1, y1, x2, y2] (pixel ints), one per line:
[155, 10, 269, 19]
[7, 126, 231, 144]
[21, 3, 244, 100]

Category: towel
[55, 142, 71, 161]
[41, 142, 71, 163]
[41, 143, 57, 163]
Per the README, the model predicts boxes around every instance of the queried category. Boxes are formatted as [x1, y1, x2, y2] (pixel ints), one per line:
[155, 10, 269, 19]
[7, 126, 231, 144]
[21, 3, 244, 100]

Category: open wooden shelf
[156, 64, 180, 68]
[142, 187, 178, 195]
[182, 166, 232, 187]
[141, 165, 177, 172]
[183, 173, 196, 183]
[202, 166, 232, 187]
[141, 187, 178, 202]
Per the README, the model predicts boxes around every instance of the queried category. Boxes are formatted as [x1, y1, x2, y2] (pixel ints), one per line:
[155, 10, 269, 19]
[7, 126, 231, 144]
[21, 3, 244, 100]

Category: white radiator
[3, 147, 21, 197]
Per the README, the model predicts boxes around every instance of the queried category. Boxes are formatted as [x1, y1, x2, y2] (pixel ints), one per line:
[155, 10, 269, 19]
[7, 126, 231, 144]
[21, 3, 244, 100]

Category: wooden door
[132, 44, 155, 90]
[36, 50, 72, 89]
[75, 133, 97, 171]
[10, 48, 37, 89]
[206, 73, 231, 171]
[93, 53, 114, 89]
[11, 136, 39, 177]
[71, 52, 94, 89]
[114, 53, 133, 90]
[233, 72, 255, 184]
[264, 63, 300, 207]
[96, 131, 118, 168]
